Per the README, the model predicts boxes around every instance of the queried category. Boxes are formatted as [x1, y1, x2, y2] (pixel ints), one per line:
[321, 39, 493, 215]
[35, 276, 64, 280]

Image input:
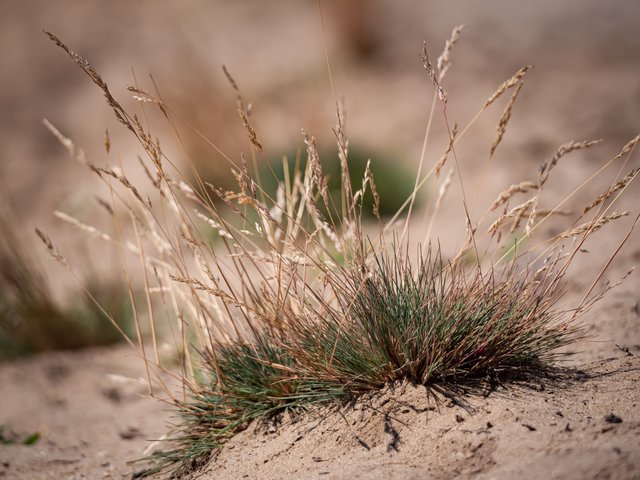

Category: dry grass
[41, 23, 639, 477]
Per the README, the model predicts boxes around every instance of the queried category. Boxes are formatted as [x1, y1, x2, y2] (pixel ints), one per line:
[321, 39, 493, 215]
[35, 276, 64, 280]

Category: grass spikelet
[487, 198, 535, 236]
[53, 211, 112, 243]
[364, 159, 381, 222]
[490, 81, 524, 157]
[303, 130, 330, 209]
[583, 167, 640, 215]
[237, 108, 263, 153]
[34, 228, 67, 266]
[559, 211, 629, 238]
[334, 99, 356, 222]
[611, 134, 640, 162]
[539, 139, 603, 187]
[483, 65, 532, 109]
[437, 24, 465, 81]
[42, 118, 88, 164]
[420, 42, 447, 105]
[491, 181, 538, 211]
[44, 30, 135, 134]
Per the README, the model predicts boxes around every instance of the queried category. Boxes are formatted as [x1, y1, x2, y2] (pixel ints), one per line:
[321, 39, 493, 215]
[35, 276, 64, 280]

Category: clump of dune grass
[0, 177, 133, 359]
[42, 21, 639, 477]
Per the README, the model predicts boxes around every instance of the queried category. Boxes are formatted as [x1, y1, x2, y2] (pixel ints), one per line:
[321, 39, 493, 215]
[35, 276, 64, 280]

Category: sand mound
[184, 356, 640, 480]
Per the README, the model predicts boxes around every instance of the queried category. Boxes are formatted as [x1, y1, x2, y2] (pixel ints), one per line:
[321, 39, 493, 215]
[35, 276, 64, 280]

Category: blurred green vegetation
[0, 180, 133, 360]
[0, 278, 133, 359]
[0, 425, 41, 446]
[262, 144, 418, 219]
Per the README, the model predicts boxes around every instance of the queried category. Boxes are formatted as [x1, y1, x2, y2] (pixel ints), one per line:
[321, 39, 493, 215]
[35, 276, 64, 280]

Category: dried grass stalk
[44, 30, 134, 134]
[437, 24, 465, 81]
[583, 167, 640, 214]
[334, 99, 354, 217]
[487, 198, 535, 236]
[491, 181, 538, 211]
[363, 160, 380, 220]
[42, 119, 87, 164]
[435, 123, 457, 178]
[483, 65, 532, 109]
[420, 42, 447, 104]
[53, 211, 112, 243]
[35, 228, 67, 266]
[490, 81, 524, 156]
[238, 108, 263, 152]
[560, 211, 629, 238]
[539, 139, 602, 187]
[303, 130, 330, 209]
[611, 134, 640, 162]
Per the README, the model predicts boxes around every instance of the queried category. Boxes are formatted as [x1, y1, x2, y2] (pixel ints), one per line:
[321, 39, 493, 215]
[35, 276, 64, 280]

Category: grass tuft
[147, 244, 582, 469]
[42, 24, 639, 477]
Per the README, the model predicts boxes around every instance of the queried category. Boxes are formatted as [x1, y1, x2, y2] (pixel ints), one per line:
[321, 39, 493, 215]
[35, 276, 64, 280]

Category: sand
[0, 346, 171, 479]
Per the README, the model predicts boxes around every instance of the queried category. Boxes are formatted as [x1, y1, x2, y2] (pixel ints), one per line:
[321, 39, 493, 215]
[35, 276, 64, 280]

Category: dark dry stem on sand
[42, 26, 638, 478]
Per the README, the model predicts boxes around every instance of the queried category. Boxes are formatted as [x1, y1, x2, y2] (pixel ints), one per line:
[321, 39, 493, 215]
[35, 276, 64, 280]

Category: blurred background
[1, 0, 640, 355]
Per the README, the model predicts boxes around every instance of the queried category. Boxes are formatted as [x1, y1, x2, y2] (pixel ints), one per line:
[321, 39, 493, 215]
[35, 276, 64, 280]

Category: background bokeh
[3, 0, 640, 219]
[1, 0, 639, 306]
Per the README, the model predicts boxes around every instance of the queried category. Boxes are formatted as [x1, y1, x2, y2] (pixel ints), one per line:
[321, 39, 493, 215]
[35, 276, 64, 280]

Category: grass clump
[152, 244, 582, 470]
[294, 247, 578, 387]
[42, 23, 639, 477]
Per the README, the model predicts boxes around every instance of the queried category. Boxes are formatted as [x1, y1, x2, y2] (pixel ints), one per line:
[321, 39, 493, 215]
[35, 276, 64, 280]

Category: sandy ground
[188, 356, 640, 480]
[0, 345, 171, 480]
[2, 0, 640, 479]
